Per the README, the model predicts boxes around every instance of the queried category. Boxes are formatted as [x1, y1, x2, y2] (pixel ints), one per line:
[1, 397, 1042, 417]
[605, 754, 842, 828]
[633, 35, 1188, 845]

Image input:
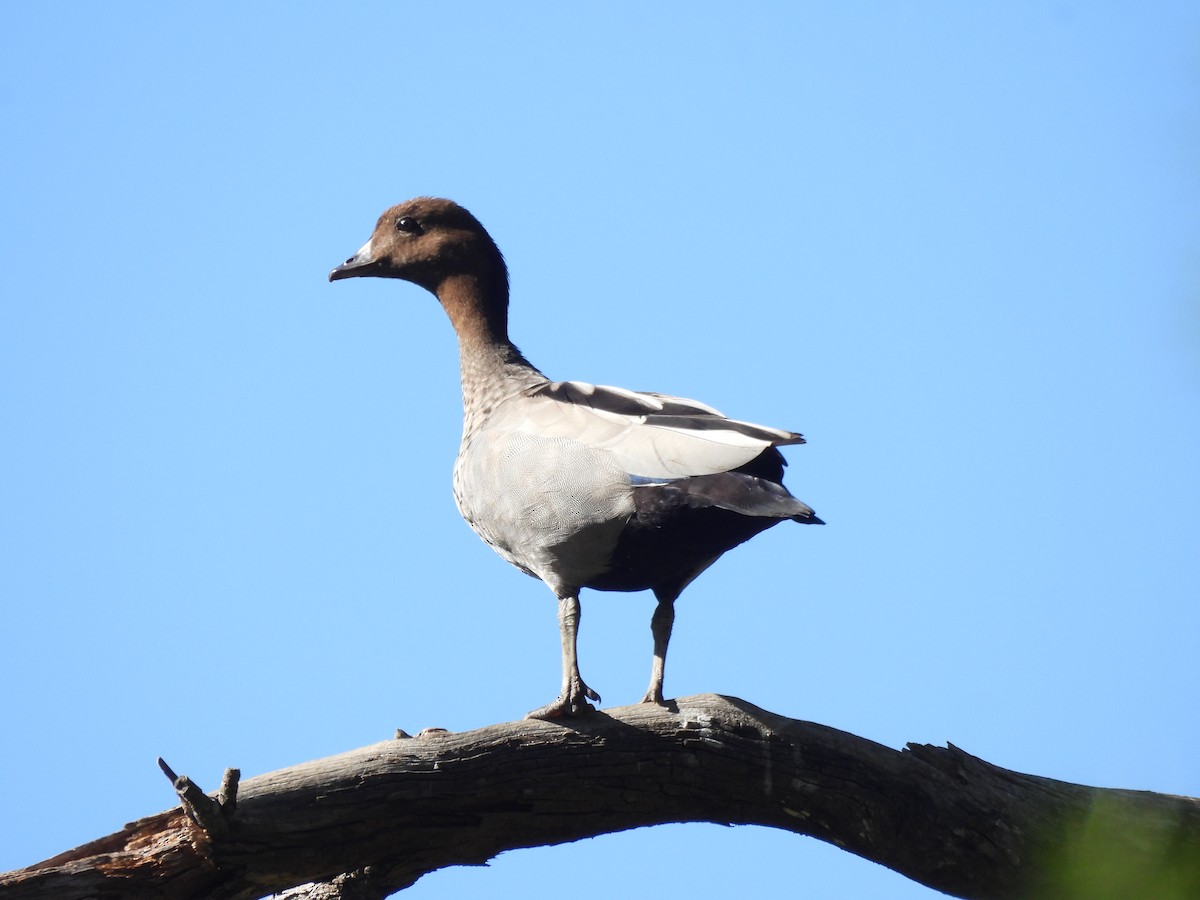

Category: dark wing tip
[792, 510, 825, 525]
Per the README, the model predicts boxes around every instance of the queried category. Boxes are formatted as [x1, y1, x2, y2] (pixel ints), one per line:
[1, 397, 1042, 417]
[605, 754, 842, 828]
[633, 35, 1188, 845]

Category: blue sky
[2, 4, 1198, 897]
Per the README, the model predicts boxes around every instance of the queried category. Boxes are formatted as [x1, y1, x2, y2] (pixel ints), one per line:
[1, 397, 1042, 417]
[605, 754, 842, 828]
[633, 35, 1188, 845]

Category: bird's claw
[525, 679, 601, 720]
[639, 686, 670, 707]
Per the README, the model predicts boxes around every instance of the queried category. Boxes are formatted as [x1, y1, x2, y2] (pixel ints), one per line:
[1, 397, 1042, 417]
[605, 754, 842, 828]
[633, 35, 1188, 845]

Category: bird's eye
[395, 216, 422, 235]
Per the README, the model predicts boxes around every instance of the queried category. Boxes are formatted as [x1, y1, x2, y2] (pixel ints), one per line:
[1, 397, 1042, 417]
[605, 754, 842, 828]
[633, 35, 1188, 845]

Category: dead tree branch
[2, 694, 1197, 900]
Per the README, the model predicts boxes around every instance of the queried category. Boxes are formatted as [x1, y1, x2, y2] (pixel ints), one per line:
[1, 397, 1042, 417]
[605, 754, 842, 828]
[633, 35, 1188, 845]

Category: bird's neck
[437, 274, 546, 434]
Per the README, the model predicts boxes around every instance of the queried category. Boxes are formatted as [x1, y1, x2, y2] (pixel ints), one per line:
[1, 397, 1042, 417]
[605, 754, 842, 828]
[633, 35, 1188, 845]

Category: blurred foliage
[1037, 794, 1200, 899]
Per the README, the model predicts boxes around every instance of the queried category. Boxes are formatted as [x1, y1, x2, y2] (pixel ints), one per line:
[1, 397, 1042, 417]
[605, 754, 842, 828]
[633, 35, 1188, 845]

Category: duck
[329, 197, 823, 719]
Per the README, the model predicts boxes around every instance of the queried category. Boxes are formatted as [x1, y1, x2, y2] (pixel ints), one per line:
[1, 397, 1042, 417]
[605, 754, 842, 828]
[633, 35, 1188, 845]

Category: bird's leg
[640, 592, 676, 706]
[526, 592, 600, 720]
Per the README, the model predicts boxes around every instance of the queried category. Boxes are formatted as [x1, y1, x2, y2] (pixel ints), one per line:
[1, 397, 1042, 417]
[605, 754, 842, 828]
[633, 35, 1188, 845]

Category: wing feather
[489, 380, 804, 479]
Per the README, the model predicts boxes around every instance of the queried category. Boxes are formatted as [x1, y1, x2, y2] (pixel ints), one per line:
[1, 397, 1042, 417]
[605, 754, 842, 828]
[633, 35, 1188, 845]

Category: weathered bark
[2, 694, 1197, 900]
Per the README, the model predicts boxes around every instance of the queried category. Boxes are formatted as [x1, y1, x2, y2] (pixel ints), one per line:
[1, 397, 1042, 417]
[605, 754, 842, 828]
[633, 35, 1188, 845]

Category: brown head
[329, 197, 511, 341]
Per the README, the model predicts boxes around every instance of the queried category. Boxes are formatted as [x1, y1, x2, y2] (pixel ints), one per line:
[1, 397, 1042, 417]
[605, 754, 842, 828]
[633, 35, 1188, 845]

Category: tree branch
[3, 694, 1197, 899]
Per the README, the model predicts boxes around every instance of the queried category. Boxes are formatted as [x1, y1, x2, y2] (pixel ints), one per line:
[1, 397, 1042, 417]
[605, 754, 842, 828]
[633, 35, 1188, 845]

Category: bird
[329, 197, 823, 719]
